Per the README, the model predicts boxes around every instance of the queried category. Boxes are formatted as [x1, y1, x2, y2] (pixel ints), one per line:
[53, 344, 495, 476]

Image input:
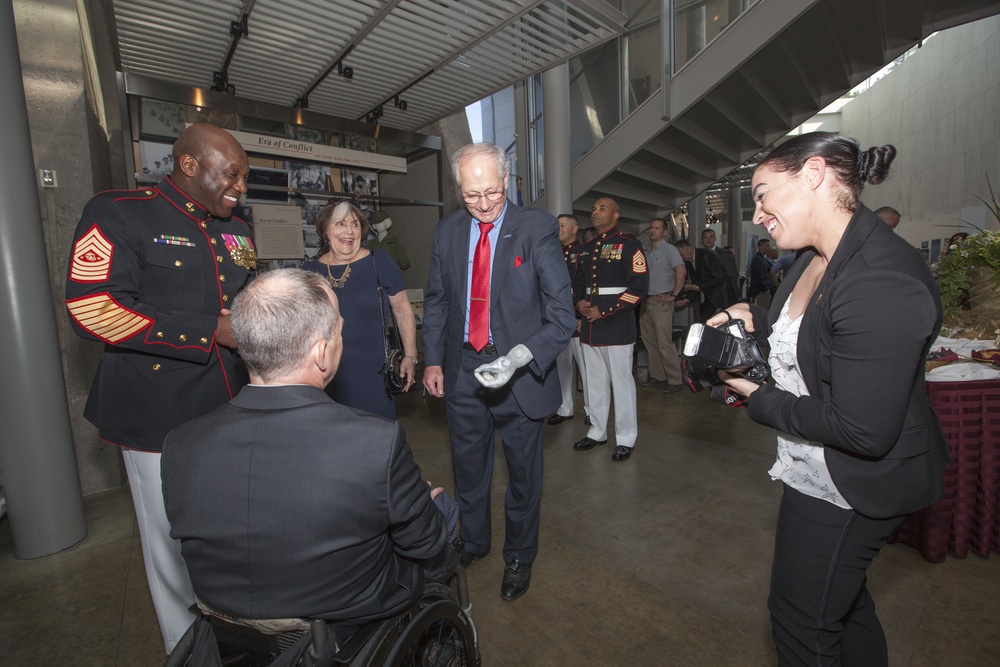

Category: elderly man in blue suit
[423, 143, 575, 601]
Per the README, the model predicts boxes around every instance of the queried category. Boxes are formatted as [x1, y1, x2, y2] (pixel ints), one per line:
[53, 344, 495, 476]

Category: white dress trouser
[581, 343, 638, 449]
[555, 337, 589, 418]
[122, 449, 196, 654]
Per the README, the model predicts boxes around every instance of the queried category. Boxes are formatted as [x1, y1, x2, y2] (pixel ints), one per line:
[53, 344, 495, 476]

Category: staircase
[566, 0, 1000, 226]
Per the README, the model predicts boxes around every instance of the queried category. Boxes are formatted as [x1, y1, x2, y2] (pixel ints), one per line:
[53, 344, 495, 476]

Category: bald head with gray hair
[231, 269, 341, 384]
[450, 143, 508, 190]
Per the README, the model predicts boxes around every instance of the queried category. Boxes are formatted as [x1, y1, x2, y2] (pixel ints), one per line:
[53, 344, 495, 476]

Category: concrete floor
[3, 384, 999, 665]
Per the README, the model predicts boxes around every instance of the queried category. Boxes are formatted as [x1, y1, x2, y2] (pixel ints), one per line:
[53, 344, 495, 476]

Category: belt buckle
[592, 286, 599, 296]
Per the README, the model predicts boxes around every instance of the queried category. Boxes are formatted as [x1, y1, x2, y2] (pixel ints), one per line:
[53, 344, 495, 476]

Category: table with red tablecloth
[889, 379, 1000, 562]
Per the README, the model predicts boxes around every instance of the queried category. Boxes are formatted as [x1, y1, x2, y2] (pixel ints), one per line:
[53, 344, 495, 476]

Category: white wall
[839, 17, 1000, 252]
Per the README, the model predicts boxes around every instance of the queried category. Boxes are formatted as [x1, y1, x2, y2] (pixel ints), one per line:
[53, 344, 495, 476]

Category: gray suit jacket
[423, 203, 575, 419]
[748, 205, 948, 518]
[162, 384, 447, 623]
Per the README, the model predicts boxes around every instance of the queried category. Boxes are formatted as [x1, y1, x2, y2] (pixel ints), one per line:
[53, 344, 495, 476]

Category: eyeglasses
[462, 189, 507, 206]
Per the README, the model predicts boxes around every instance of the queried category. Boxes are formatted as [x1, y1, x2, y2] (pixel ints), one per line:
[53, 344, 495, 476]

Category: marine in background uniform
[549, 213, 589, 426]
[572, 197, 648, 462]
[65, 123, 255, 653]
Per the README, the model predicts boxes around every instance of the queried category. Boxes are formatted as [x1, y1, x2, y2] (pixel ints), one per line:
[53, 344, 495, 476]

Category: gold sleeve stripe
[70, 225, 113, 283]
[621, 293, 640, 304]
[66, 294, 152, 344]
[632, 249, 647, 274]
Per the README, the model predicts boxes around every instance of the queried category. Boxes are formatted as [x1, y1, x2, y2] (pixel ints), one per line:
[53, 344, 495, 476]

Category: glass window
[674, 0, 755, 72]
[568, 40, 622, 164]
[625, 19, 662, 113]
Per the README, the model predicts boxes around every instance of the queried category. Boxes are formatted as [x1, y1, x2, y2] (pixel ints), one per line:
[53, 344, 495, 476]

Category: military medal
[222, 234, 257, 270]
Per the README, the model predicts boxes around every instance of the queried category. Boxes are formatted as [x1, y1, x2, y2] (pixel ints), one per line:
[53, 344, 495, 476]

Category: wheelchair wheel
[345, 582, 479, 667]
[382, 598, 479, 667]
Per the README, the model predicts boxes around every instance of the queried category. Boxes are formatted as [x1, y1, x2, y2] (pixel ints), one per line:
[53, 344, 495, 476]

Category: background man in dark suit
[748, 238, 777, 310]
[875, 205, 901, 230]
[162, 269, 451, 640]
[422, 143, 575, 601]
[701, 228, 740, 301]
[676, 239, 734, 320]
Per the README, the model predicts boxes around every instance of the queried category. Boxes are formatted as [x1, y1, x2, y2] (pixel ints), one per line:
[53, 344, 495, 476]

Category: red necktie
[468, 221, 494, 352]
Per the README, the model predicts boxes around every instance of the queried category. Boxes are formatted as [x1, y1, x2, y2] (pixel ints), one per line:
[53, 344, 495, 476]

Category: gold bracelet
[403, 355, 418, 363]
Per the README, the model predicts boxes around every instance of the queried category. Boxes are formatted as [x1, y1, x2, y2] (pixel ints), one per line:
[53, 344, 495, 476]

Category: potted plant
[936, 179, 1000, 339]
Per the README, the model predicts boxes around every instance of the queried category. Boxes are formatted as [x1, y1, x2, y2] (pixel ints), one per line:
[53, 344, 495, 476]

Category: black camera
[681, 317, 769, 405]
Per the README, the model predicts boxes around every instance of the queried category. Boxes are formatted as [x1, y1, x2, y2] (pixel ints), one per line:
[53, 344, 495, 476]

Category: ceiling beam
[616, 162, 695, 195]
[643, 139, 716, 180]
[672, 117, 738, 163]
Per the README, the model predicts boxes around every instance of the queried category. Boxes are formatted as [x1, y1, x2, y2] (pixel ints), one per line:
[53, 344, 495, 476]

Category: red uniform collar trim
[157, 176, 209, 220]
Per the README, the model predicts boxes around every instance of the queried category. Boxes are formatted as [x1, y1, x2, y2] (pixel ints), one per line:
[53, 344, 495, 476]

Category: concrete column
[0, 0, 87, 558]
[728, 182, 743, 270]
[542, 62, 572, 217]
[687, 192, 706, 245]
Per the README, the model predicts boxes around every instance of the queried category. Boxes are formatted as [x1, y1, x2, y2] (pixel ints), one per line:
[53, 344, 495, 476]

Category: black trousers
[769, 485, 905, 667]
[445, 346, 544, 564]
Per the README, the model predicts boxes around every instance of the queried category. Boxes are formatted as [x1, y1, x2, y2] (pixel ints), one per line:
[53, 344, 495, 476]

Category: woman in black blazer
[711, 132, 948, 666]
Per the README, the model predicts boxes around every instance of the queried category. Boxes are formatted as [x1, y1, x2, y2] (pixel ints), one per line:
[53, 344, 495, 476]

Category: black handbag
[372, 256, 406, 395]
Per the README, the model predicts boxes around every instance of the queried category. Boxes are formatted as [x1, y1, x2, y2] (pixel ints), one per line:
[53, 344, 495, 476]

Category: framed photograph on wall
[246, 166, 291, 204]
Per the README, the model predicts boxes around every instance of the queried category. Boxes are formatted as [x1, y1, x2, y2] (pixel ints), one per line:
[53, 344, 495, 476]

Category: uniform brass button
[222, 294, 229, 302]
[217, 255, 224, 263]
[210, 238, 217, 245]
[152, 363, 161, 371]
[145, 190, 153, 195]
[156, 331, 164, 338]
[179, 334, 187, 342]
[200, 337, 209, 344]
[200, 221, 207, 229]
[219, 275, 226, 282]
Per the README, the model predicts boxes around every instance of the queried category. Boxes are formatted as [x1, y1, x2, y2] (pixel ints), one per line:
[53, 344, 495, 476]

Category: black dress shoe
[501, 558, 532, 601]
[584, 415, 592, 426]
[547, 414, 573, 425]
[573, 436, 607, 451]
[611, 445, 633, 461]
[453, 540, 489, 568]
[641, 378, 667, 387]
[662, 384, 683, 395]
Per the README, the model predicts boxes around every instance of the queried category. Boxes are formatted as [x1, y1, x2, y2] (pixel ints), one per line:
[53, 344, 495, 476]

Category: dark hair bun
[860, 145, 896, 185]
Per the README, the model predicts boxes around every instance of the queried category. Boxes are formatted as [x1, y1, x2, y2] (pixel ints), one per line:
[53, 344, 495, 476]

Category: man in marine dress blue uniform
[549, 213, 590, 426]
[65, 123, 255, 653]
[573, 197, 648, 462]
[422, 143, 575, 601]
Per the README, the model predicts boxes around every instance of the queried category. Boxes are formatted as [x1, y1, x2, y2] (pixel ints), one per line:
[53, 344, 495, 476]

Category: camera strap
[711, 384, 748, 409]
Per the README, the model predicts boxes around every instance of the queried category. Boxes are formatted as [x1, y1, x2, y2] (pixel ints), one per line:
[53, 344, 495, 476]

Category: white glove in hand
[474, 344, 533, 389]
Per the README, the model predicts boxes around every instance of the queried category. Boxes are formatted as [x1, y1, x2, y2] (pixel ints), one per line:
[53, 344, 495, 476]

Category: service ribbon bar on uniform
[154, 235, 195, 247]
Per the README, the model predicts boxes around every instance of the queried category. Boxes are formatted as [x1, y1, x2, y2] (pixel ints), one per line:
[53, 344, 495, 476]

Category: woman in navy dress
[302, 201, 417, 419]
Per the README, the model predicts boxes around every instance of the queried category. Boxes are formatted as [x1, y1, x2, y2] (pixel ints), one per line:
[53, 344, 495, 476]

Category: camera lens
[682, 358, 723, 393]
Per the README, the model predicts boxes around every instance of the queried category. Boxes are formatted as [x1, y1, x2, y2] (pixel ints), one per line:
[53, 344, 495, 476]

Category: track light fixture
[230, 14, 248, 38]
[211, 69, 235, 96]
[295, 96, 309, 109]
[338, 61, 354, 80]
[393, 95, 408, 112]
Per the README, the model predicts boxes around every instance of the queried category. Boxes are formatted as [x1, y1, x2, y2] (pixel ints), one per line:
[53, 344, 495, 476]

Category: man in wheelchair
[162, 269, 466, 664]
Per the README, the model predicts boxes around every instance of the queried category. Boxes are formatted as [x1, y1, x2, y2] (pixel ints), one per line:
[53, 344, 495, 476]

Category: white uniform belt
[586, 286, 627, 296]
